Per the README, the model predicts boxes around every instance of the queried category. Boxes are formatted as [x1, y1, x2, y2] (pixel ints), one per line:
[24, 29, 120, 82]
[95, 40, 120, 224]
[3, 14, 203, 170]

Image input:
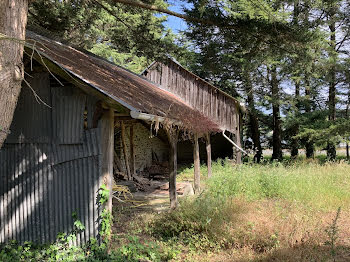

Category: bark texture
[0, 0, 28, 147]
[290, 81, 300, 158]
[271, 67, 283, 161]
[327, 13, 337, 160]
[244, 71, 262, 163]
[304, 77, 314, 158]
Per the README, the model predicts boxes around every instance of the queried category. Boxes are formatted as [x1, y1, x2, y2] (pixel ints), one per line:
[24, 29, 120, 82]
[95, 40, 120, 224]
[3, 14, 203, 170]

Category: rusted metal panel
[26, 31, 220, 133]
[143, 59, 241, 133]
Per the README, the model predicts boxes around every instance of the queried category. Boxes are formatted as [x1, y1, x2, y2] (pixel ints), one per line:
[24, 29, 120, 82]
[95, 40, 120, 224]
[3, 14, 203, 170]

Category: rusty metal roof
[25, 31, 221, 133]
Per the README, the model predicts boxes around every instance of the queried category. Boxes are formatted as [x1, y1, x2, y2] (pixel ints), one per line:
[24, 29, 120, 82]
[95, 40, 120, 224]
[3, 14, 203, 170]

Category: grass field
[111, 159, 350, 261]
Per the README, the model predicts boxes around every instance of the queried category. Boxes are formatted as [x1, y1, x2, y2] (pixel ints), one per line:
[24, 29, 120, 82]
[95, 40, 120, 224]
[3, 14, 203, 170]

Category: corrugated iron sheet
[7, 73, 52, 143]
[0, 143, 54, 243]
[0, 129, 102, 246]
[25, 31, 221, 133]
[51, 85, 86, 144]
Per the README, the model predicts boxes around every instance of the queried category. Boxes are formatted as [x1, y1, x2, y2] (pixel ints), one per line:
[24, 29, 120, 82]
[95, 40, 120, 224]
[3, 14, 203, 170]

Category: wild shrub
[150, 193, 244, 250]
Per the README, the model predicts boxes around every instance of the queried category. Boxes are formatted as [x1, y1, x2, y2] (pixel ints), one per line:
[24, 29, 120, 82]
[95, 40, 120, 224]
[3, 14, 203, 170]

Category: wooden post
[129, 125, 135, 176]
[166, 128, 178, 209]
[121, 121, 131, 180]
[101, 108, 114, 213]
[236, 114, 242, 164]
[206, 133, 212, 178]
[193, 133, 201, 193]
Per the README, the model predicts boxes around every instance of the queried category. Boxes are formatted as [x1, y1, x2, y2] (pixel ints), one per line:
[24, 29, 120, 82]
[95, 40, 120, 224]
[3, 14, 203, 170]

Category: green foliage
[98, 184, 109, 205]
[100, 209, 112, 242]
[113, 235, 167, 262]
[98, 184, 113, 242]
[28, 0, 186, 73]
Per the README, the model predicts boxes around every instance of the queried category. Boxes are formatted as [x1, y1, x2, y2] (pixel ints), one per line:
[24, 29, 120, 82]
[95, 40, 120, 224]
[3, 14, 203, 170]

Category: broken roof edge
[25, 33, 222, 133]
[143, 57, 244, 113]
[25, 42, 138, 113]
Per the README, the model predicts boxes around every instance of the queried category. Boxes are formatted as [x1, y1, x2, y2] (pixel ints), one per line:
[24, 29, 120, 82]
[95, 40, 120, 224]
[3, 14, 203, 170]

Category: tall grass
[150, 160, 350, 260]
[206, 160, 350, 210]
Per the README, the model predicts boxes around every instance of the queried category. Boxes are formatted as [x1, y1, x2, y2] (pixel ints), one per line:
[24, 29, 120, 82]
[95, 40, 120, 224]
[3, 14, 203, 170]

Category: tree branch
[110, 0, 221, 27]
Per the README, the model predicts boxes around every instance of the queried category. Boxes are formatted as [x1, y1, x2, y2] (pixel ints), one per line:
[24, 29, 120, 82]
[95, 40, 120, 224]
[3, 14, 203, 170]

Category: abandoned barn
[142, 58, 243, 164]
[0, 31, 242, 245]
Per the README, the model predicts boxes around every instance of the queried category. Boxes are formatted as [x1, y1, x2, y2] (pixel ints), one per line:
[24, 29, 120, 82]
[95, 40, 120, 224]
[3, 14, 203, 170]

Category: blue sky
[163, 1, 191, 33]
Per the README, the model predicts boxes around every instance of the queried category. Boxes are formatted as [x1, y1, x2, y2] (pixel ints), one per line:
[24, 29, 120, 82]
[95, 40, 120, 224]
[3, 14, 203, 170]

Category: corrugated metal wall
[143, 61, 240, 134]
[0, 72, 103, 245]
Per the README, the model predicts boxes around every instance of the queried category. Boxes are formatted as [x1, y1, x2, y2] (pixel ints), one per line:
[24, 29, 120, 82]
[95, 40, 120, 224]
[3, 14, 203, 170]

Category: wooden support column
[101, 108, 114, 213]
[193, 133, 201, 193]
[206, 133, 212, 178]
[129, 125, 135, 176]
[236, 114, 242, 164]
[121, 121, 132, 180]
[166, 128, 178, 209]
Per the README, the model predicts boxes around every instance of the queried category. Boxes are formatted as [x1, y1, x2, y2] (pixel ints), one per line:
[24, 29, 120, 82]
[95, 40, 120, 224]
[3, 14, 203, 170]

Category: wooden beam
[166, 128, 178, 209]
[193, 133, 201, 193]
[114, 116, 135, 121]
[121, 121, 132, 180]
[129, 125, 135, 177]
[101, 108, 114, 213]
[206, 133, 212, 178]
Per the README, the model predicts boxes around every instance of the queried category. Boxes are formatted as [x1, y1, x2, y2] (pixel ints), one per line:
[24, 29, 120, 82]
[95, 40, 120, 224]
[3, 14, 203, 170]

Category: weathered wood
[206, 133, 212, 178]
[142, 60, 241, 134]
[121, 121, 132, 180]
[129, 125, 136, 176]
[193, 133, 201, 193]
[236, 113, 242, 164]
[101, 108, 114, 213]
[166, 128, 178, 209]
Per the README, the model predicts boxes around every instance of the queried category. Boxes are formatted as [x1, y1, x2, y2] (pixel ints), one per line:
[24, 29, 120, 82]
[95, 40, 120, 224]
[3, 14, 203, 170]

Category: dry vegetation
[111, 160, 350, 261]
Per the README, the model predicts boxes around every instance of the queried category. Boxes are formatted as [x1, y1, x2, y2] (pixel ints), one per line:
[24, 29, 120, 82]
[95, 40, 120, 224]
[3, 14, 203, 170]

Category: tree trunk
[244, 70, 262, 163]
[304, 77, 314, 158]
[0, 0, 28, 147]
[291, 81, 300, 158]
[327, 14, 337, 160]
[271, 67, 283, 161]
[290, 0, 300, 159]
[346, 88, 350, 160]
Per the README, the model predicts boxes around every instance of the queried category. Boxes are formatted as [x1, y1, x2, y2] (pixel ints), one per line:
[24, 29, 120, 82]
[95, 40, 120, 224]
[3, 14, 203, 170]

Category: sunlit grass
[186, 160, 350, 211]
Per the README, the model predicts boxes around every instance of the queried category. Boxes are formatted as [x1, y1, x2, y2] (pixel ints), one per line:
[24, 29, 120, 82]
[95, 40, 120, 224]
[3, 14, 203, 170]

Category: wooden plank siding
[143, 60, 241, 134]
